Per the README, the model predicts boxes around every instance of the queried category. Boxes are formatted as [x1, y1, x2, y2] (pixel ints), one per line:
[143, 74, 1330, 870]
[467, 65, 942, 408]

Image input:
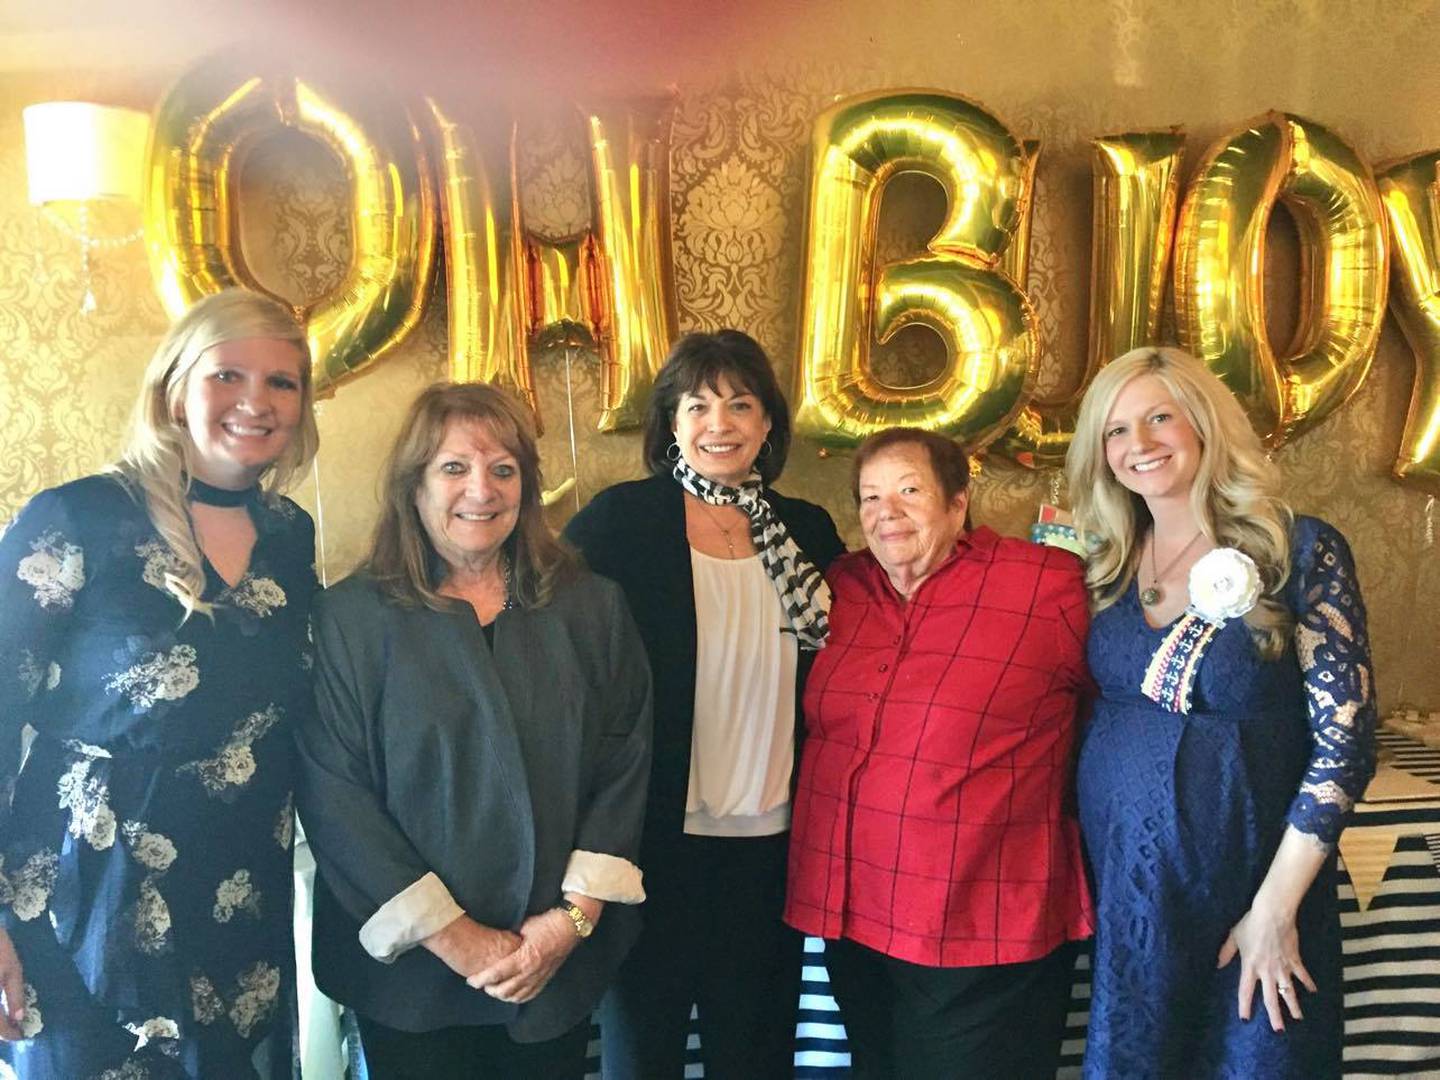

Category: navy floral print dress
[0, 475, 315, 1079]
[1078, 516, 1376, 1079]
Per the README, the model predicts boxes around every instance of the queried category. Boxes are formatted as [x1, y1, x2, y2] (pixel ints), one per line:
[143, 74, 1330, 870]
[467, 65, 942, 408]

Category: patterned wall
[2, 0, 1439, 709]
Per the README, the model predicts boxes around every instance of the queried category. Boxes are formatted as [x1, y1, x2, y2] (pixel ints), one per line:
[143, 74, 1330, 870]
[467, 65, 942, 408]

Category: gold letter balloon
[142, 64, 1418, 475]
[582, 96, 681, 431]
[794, 89, 1038, 449]
[430, 97, 678, 432]
[1174, 112, 1388, 447]
[1379, 151, 1440, 491]
[997, 139, 1041, 293]
[1000, 130, 1185, 468]
[426, 102, 536, 417]
[145, 53, 436, 395]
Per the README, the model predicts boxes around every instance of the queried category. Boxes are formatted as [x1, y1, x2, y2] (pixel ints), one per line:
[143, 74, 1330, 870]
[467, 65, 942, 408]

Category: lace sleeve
[1284, 519, 1377, 847]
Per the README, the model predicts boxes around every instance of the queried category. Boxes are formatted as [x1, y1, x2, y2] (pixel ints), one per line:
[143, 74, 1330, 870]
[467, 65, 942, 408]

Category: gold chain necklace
[1139, 529, 1204, 607]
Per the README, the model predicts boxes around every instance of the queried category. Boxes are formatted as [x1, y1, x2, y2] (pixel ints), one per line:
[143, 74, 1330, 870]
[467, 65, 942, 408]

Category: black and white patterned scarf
[673, 454, 831, 649]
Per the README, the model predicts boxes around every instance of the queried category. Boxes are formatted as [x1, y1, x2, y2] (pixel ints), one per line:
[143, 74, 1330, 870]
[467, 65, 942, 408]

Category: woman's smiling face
[671, 373, 772, 486]
[176, 337, 306, 488]
[858, 442, 968, 593]
[1102, 373, 1203, 504]
[414, 419, 522, 571]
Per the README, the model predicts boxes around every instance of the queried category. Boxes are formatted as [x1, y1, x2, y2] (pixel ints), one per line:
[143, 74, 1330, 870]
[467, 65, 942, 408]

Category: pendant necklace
[697, 500, 741, 558]
[1139, 529, 1204, 607]
[499, 551, 516, 612]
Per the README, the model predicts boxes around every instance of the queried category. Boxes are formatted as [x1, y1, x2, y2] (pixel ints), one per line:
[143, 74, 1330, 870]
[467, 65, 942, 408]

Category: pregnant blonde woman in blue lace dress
[0, 290, 319, 1079]
[1065, 347, 1375, 1080]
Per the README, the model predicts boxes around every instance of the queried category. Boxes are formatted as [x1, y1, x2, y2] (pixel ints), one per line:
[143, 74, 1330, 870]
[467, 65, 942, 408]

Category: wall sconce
[23, 102, 150, 313]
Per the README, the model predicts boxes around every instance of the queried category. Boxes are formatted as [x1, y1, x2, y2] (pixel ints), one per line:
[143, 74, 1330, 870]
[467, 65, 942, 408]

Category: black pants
[824, 937, 1079, 1080]
[356, 1014, 589, 1080]
[599, 832, 801, 1079]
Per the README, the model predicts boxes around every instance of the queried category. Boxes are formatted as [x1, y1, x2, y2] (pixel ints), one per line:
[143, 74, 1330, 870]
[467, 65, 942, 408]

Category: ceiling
[0, 0, 821, 101]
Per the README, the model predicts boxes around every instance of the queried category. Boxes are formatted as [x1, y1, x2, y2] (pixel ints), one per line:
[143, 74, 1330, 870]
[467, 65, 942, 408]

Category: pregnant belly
[1078, 701, 1275, 913]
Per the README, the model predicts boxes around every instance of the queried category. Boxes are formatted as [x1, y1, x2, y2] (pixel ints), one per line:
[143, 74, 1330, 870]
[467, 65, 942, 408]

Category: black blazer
[564, 474, 845, 866]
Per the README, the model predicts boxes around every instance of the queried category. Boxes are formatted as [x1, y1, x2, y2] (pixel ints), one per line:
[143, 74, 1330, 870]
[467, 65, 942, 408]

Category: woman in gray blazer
[296, 383, 652, 1079]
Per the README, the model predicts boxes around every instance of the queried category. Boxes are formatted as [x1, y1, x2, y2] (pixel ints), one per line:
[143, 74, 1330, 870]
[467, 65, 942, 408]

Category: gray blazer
[296, 569, 652, 1041]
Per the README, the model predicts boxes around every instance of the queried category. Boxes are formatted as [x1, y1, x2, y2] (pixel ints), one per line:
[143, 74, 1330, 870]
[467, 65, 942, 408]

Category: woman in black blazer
[565, 330, 843, 1079]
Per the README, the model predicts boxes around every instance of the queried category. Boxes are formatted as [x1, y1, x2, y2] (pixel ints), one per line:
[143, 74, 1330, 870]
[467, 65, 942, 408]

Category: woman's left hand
[1217, 899, 1317, 1031]
[466, 909, 579, 1004]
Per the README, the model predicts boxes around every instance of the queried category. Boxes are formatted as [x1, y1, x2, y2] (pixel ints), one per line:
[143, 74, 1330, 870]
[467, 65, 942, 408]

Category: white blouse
[685, 549, 798, 837]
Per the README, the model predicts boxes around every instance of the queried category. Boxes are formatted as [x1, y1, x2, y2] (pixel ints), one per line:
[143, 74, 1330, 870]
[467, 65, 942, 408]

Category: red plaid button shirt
[785, 527, 1095, 967]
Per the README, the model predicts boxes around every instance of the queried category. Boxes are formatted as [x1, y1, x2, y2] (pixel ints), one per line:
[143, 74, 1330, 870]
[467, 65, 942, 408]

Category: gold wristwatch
[558, 899, 594, 939]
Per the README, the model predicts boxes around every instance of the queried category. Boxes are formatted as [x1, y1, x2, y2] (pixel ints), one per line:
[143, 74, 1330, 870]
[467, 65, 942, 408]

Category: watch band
[558, 899, 594, 939]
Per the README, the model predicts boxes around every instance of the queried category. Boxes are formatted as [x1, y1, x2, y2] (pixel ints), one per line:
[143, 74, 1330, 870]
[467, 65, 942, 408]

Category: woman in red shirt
[786, 427, 1093, 1079]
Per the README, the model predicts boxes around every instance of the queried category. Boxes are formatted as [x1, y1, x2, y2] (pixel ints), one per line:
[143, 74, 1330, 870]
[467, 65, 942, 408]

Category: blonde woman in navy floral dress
[0, 290, 319, 1079]
[1065, 347, 1376, 1080]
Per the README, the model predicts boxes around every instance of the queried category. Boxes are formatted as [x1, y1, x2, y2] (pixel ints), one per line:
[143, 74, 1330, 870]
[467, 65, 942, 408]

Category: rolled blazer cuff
[561, 849, 646, 904]
[358, 871, 465, 963]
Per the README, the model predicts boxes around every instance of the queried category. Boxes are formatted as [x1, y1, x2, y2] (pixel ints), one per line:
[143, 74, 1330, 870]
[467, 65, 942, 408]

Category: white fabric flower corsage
[1187, 547, 1261, 625]
[1140, 547, 1262, 715]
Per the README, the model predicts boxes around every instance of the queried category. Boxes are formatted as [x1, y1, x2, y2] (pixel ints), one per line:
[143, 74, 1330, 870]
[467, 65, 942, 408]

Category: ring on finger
[1276, 983, 1293, 993]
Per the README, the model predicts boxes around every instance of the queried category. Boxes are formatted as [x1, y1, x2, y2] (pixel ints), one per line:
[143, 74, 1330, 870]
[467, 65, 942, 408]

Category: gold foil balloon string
[1394, 494, 1435, 709]
[311, 401, 329, 589]
[563, 346, 583, 513]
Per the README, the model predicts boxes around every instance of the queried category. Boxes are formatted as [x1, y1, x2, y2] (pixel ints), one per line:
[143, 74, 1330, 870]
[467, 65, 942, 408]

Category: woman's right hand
[0, 928, 26, 1040]
[421, 914, 521, 980]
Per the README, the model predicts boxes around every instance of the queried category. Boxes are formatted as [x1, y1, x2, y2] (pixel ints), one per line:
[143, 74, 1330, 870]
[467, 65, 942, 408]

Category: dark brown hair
[363, 382, 576, 610]
[641, 330, 792, 484]
[851, 427, 971, 504]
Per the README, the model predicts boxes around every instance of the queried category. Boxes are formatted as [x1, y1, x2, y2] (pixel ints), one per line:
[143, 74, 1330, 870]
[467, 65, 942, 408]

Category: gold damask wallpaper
[2, 0, 1439, 708]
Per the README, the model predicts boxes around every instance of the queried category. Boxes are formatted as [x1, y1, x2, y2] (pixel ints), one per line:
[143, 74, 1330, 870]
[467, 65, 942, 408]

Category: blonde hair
[362, 382, 577, 611]
[111, 289, 318, 617]
[1065, 346, 1294, 658]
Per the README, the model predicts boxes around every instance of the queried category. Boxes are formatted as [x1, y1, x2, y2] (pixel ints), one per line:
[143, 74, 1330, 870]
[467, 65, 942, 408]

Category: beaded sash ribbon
[1140, 611, 1222, 714]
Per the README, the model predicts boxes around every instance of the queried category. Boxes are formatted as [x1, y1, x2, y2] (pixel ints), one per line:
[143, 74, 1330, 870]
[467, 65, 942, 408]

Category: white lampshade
[23, 102, 149, 205]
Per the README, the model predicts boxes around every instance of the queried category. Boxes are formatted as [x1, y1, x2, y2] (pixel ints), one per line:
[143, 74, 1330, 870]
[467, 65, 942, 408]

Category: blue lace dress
[1078, 516, 1376, 1080]
[0, 475, 315, 1079]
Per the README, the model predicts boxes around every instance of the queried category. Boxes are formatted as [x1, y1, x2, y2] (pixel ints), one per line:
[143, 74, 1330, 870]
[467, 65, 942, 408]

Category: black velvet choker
[186, 477, 259, 508]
